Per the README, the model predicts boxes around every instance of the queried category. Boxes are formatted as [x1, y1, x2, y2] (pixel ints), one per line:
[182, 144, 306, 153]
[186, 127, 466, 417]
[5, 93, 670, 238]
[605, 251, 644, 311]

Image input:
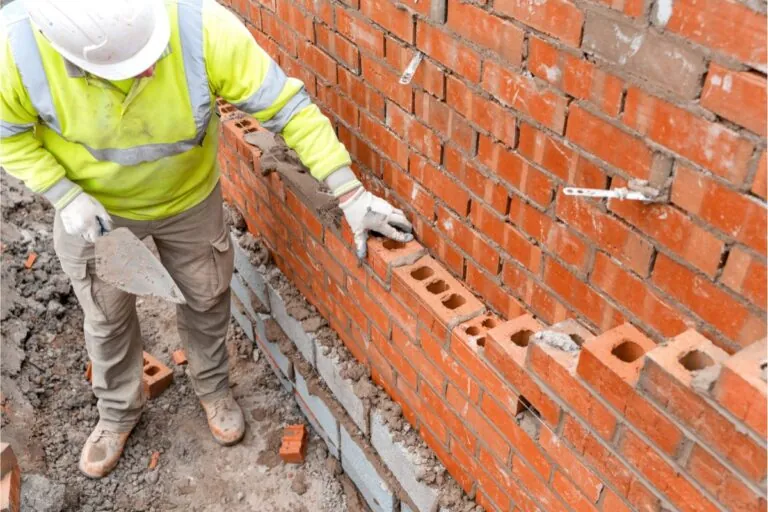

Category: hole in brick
[382, 239, 406, 250]
[569, 334, 585, 347]
[475, 337, 486, 348]
[410, 266, 434, 281]
[510, 330, 534, 348]
[441, 294, 465, 310]
[143, 358, 149, 366]
[145, 366, 160, 376]
[426, 279, 449, 294]
[611, 341, 645, 363]
[679, 350, 715, 371]
[515, 396, 541, 440]
[465, 326, 481, 336]
[481, 318, 497, 329]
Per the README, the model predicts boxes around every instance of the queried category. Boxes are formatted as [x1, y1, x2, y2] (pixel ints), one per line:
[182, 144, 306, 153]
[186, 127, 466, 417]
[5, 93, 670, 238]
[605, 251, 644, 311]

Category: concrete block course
[371, 411, 441, 512]
[341, 424, 397, 512]
[316, 346, 370, 436]
[267, 280, 317, 367]
[294, 369, 341, 456]
[232, 234, 270, 310]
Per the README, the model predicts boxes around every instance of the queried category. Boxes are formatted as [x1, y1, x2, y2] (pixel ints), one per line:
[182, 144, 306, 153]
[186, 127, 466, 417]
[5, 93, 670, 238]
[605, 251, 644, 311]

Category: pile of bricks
[219, 0, 766, 354]
[220, 113, 766, 511]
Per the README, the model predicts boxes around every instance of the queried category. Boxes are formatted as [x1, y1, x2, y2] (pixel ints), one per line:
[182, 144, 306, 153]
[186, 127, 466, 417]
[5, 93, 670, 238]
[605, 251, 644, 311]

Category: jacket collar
[64, 44, 173, 78]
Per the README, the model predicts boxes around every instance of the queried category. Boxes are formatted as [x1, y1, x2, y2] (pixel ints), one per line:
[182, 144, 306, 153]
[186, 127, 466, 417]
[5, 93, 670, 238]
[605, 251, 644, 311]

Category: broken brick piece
[279, 424, 308, 464]
[148, 451, 160, 470]
[23, 252, 37, 269]
[141, 351, 173, 399]
[0, 444, 19, 512]
[85, 361, 93, 383]
[172, 349, 188, 366]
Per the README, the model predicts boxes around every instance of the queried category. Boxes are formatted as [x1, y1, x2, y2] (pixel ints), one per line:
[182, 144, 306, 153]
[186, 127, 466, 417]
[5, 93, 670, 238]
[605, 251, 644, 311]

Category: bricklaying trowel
[94, 225, 186, 304]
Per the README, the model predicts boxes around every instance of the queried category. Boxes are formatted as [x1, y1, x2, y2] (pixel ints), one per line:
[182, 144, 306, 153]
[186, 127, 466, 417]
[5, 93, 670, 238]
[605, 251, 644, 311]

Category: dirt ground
[0, 172, 356, 511]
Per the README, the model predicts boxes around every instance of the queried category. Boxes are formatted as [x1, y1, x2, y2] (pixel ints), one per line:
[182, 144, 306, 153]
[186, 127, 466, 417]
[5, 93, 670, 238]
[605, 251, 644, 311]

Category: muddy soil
[0, 172, 352, 511]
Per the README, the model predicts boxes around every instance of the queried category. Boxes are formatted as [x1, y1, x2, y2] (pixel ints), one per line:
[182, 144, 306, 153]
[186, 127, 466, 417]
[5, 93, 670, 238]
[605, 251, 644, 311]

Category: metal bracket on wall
[430, 0, 447, 23]
[563, 187, 657, 202]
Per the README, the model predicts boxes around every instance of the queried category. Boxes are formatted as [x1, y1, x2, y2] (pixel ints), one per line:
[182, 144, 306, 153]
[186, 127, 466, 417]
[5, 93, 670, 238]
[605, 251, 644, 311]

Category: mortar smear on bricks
[218, 0, 767, 510]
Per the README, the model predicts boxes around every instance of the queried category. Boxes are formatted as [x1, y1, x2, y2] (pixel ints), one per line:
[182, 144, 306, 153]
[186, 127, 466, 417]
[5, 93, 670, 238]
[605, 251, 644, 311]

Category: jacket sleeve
[202, 0, 351, 181]
[0, 31, 82, 208]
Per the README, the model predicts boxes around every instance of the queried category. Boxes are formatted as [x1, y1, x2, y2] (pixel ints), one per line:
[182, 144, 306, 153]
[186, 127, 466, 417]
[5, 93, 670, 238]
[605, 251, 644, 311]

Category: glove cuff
[338, 185, 365, 209]
[324, 166, 362, 198]
[43, 177, 83, 210]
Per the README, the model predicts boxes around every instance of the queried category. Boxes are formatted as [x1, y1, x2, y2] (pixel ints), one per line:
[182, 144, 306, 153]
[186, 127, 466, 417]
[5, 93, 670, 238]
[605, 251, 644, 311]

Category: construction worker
[0, 0, 413, 478]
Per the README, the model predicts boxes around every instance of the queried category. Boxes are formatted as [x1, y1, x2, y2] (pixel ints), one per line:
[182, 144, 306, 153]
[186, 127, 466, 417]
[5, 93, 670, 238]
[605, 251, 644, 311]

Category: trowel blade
[95, 228, 186, 304]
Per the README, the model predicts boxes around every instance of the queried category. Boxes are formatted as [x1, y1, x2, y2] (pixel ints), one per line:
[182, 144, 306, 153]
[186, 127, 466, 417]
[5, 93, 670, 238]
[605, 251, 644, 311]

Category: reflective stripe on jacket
[0, 0, 351, 220]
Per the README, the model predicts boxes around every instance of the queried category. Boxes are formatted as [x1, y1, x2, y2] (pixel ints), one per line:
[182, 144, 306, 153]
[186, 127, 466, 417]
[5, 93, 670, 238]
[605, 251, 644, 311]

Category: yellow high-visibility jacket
[0, 0, 351, 220]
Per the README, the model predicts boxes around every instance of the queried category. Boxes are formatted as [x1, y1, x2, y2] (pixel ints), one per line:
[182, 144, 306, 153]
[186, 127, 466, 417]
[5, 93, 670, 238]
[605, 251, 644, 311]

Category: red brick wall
[216, 1, 767, 510]
[221, 0, 766, 354]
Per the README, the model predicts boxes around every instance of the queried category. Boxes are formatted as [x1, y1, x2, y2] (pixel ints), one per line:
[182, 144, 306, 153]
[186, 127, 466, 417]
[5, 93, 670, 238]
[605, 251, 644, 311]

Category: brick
[297, 41, 337, 84]
[652, 253, 766, 348]
[582, 10, 706, 99]
[367, 237, 425, 284]
[673, 165, 767, 254]
[538, 429, 604, 503]
[485, 314, 542, 380]
[664, 0, 766, 69]
[0, 445, 16, 480]
[335, 6, 385, 56]
[361, 0, 414, 43]
[753, 151, 766, 200]
[609, 188, 725, 279]
[419, 381, 478, 453]
[410, 154, 470, 215]
[338, 67, 386, 119]
[446, 385, 511, 461]
[415, 94, 475, 154]
[361, 56, 413, 111]
[416, 21, 481, 83]
[381, 161, 436, 221]
[556, 194, 654, 276]
[527, 339, 618, 440]
[543, 257, 625, 332]
[359, 113, 409, 169]
[590, 253, 688, 338]
[701, 64, 767, 136]
[720, 247, 767, 309]
[341, 425, 397, 512]
[387, 104, 441, 163]
[295, 370, 342, 458]
[528, 36, 623, 117]
[518, 123, 608, 189]
[370, 411, 441, 512]
[446, 0, 524, 65]
[625, 88, 754, 185]
[640, 330, 766, 482]
[466, 263, 526, 321]
[686, 444, 767, 512]
[480, 393, 552, 479]
[0, 467, 19, 512]
[436, 206, 499, 274]
[421, 328, 480, 402]
[472, 205, 543, 274]
[142, 352, 173, 399]
[552, 470, 597, 512]
[619, 430, 719, 512]
[477, 137, 556, 209]
[446, 77, 517, 146]
[279, 424, 309, 463]
[315, 23, 359, 72]
[482, 60, 567, 133]
[601, 490, 632, 512]
[412, 217, 464, 276]
[566, 105, 652, 180]
[495, 0, 583, 47]
[394, 256, 484, 333]
[713, 339, 767, 438]
[511, 451, 569, 512]
[171, 349, 187, 366]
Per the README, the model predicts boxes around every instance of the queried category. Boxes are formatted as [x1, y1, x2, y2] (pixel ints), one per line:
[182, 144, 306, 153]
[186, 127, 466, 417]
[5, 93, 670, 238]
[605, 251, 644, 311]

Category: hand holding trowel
[94, 218, 186, 304]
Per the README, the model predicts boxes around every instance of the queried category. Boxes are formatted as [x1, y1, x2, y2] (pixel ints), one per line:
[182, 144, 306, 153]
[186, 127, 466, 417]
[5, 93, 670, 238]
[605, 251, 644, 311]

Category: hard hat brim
[60, 2, 171, 81]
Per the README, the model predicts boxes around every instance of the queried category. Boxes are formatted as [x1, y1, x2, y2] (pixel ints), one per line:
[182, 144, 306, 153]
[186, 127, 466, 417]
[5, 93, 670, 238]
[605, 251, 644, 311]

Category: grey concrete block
[231, 272, 259, 320]
[230, 296, 254, 342]
[341, 424, 396, 512]
[295, 393, 339, 459]
[253, 313, 294, 385]
[267, 281, 316, 367]
[316, 348, 369, 436]
[371, 411, 440, 512]
[232, 234, 269, 310]
[295, 370, 340, 455]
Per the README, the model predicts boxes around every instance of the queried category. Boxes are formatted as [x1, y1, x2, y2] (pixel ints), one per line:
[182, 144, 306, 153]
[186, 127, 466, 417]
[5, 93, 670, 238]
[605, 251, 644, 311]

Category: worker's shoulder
[0, 1, 31, 31]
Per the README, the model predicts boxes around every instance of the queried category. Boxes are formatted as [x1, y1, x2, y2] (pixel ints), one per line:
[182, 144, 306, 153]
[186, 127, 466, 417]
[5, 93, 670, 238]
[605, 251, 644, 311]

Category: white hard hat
[24, 0, 170, 81]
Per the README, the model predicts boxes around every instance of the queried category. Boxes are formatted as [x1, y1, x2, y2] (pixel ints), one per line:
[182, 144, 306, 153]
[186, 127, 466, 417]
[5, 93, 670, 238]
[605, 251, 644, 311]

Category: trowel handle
[97, 216, 111, 236]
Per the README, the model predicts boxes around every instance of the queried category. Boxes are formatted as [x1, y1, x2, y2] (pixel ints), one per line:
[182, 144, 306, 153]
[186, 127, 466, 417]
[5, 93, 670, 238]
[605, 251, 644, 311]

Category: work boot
[79, 420, 136, 478]
[200, 391, 245, 446]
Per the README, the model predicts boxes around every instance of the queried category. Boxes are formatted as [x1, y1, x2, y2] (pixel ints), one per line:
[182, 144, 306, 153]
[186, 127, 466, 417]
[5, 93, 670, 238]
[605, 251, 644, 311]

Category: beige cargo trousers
[53, 185, 234, 431]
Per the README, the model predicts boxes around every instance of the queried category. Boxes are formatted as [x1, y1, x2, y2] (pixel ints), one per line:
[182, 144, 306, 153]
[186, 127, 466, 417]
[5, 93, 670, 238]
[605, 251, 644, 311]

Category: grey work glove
[60, 191, 113, 244]
[339, 187, 414, 259]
